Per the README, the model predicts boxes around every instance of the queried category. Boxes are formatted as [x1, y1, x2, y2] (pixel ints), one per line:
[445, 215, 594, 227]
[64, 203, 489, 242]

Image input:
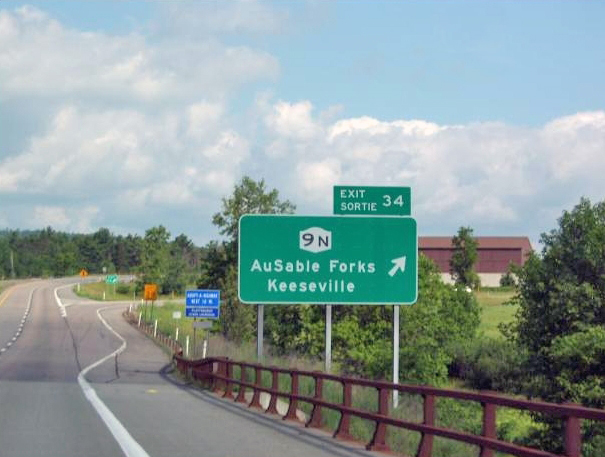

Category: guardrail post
[334, 380, 354, 441]
[480, 400, 496, 457]
[249, 366, 263, 409]
[266, 368, 280, 415]
[235, 364, 247, 403]
[283, 372, 300, 421]
[564, 411, 581, 457]
[222, 361, 234, 399]
[417, 393, 435, 457]
[212, 359, 226, 393]
[366, 387, 390, 452]
[306, 373, 323, 428]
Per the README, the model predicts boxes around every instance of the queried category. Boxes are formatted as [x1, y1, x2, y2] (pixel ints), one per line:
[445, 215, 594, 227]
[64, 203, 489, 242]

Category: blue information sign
[185, 289, 220, 319]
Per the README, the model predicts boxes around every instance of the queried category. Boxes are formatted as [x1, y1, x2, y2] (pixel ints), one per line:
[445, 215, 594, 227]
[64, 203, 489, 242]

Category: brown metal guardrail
[123, 312, 605, 457]
[172, 355, 605, 457]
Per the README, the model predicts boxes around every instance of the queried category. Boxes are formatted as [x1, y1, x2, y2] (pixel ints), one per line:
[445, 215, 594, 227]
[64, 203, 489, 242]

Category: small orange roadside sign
[79, 269, 88, 277]
[144, 283, 158, 301]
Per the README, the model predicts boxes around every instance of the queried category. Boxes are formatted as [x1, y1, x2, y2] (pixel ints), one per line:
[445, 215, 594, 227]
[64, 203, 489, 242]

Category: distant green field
[75, 280, 186, 302]
[77, 282, 519, 340]
[475, 289, 518, 338]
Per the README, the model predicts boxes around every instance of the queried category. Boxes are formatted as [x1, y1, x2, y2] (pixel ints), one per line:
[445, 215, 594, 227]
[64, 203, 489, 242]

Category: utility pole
[10, 250, 15, 278]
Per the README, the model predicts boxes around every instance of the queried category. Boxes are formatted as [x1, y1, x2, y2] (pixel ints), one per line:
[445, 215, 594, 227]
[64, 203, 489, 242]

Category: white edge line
[54, 285, 150, 457]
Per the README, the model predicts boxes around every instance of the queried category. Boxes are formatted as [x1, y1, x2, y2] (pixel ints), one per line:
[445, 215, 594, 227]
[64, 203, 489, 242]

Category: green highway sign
[333, 186, 411, 216]
[105, 274, 118, 284]
[238, 215, 417, 304]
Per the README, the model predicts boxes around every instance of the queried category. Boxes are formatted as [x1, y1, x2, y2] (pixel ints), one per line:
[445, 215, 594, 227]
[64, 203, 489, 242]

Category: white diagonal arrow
[388, 256, 406, 277]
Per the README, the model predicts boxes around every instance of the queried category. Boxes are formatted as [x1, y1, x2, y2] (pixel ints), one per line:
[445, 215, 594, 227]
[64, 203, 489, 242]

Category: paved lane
[0, 280, 123, 457]
[0, 279, 385, 457]
[0, 282, 33, 354]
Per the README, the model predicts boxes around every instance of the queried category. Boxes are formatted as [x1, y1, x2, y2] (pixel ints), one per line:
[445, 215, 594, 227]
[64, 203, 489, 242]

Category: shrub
[449, 336, 527, 392]
[116, 283, 132, 295]
[499, 271, 517, 287]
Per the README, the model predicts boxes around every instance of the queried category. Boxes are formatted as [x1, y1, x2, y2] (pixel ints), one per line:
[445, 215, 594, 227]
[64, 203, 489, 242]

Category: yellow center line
[0, 289, 12, 307]
[0, 282, 32, 307]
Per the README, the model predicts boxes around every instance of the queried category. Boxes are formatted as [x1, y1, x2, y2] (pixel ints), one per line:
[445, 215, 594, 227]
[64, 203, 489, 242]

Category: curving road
[0, 279, 382, 457]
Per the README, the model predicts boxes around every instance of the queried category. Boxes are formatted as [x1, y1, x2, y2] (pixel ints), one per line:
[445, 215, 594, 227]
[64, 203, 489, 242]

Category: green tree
[162, 254, 187, 295]
[509, 198, 605, 456]
[113, 234, 142, 273]
[212, 176, 296, 259]
[0, 235, 10, 279]
[162, 234, 197, 295]
[209, 176, 295, 343]
[92, 228, 115, 272]
[218, 265, 255, 344]
[139, 225, 171, 290]
[53, 238, 78, 276]
[399, 254, 481, 384]
[265, 255, 481, 385]
[198, 241, 229, 289]
[172, 234, 199, 271]
[450, 226, 480, 290]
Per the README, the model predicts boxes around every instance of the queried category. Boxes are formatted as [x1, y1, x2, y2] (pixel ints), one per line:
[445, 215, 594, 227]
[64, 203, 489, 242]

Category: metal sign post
[393, 305, 400, 408]
[326, 304, 332, 373]
[257, 304, 264, 361]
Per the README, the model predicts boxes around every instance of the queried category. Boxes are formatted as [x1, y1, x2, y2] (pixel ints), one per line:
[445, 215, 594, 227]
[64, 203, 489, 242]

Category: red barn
[418, 236, 533, 286]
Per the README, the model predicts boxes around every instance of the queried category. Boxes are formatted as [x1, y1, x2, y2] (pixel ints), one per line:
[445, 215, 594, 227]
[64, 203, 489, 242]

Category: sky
[1, 1, 604, 249]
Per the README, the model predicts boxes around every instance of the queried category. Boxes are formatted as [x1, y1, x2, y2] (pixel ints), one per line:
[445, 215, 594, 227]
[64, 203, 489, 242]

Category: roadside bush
[499, 271, 517, 287]
[116, 283, 132, 295]
[449, 336, 527, 392]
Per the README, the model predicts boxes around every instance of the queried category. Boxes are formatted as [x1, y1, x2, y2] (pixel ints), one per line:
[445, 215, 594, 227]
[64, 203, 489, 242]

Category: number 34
[382, 195, 404, 207]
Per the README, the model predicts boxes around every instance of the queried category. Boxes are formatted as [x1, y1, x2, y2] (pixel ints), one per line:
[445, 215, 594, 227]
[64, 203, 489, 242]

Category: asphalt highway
[0, 279, 384, 457]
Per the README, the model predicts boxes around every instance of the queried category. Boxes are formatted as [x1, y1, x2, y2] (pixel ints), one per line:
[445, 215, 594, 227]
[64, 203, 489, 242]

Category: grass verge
[475, 289, 517, 338]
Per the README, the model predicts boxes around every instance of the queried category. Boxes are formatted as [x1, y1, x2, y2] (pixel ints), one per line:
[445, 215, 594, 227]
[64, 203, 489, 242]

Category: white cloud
[0, 105, 248, 200]
[541, 111, 605, 181]
[263, 102, 605, 242]
[32, 206, 70, 229]
[29, 205, 100, 233]
[157, 1, 288, 35]
[0, 6, 279, 104]
[265, 100, 321, 141]
[187, 101, 225, 140]
[73, 206, 101, 233]
[296, 159, 341, 203]
[328, 117, 441, 142]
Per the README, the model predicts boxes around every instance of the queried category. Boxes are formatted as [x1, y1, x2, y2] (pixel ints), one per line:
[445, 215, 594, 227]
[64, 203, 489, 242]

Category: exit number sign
[333, 186, 411, 216]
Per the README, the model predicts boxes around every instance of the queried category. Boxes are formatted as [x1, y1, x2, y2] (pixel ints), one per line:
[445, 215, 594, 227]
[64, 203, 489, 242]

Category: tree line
[0, 226, 201, 296]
